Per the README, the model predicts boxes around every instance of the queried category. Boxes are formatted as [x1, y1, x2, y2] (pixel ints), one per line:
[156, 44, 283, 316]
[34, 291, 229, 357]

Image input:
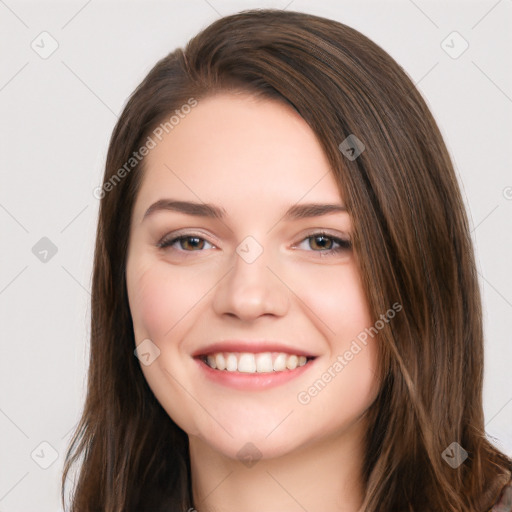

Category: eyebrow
[142, 199, 347, 222]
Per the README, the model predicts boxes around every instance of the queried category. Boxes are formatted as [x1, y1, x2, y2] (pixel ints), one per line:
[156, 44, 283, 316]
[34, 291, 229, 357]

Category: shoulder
[491, 480, 512, 512]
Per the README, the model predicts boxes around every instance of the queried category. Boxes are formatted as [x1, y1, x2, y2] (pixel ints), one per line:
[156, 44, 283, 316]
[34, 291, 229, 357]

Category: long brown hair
[62, 9, 511, 511]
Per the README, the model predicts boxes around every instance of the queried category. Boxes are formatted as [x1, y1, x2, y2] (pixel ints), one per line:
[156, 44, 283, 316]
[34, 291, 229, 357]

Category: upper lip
[192, 340, 318, 358]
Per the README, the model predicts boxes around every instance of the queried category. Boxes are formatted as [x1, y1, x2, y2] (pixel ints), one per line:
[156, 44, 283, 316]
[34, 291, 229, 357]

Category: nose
[212, 242, 290, 321]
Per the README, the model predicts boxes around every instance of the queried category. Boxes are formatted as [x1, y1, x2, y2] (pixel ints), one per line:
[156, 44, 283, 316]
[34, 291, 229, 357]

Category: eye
[295, 232, 352, 256]
[156, 231, 351, 256]
[157, 234, 215, 252]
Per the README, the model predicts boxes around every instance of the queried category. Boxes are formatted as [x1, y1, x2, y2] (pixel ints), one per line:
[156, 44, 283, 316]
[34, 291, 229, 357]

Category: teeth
[203, 352, 310, 373]
[255, 353, 273, 373]
[273, 353, 287, 371]
[238, 353, 257, 373]
[286, 355, 298, 370]
[226, 353, 237, 372]
[215, 353, 226, 370]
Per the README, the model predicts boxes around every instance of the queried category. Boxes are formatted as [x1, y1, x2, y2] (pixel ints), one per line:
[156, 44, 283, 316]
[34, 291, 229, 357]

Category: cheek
[127, 259, 205, 434]
[127, 260, 195, 341]
[292, 262, 379, 411]
[128, 266, 167, 340]
[292, 261, 372, 342]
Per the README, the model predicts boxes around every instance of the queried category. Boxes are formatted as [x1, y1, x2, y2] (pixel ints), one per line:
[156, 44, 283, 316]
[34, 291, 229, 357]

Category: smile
[200, 351, 313, 373]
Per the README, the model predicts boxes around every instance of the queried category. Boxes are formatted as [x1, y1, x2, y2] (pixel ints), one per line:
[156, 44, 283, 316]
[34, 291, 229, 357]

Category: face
[126, 92, 380, 460]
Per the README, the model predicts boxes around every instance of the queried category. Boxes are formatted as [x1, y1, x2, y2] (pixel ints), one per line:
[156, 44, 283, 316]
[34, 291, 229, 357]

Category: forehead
[133, 92, 343, 220]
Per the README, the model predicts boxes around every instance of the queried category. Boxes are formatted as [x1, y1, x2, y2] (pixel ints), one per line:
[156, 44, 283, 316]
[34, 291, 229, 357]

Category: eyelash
[156, 231, 352, 256]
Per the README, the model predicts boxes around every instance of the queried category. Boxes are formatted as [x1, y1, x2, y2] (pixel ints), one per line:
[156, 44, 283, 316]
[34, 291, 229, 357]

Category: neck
[188, 416, 367, 512]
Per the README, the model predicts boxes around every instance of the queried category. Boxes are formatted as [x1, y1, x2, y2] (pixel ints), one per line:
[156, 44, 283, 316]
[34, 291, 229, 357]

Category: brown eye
[309, 235, 334, 251]
[179, 236, 205, 251]
[157, 235, 214, 251]
[296, 232, 352, 255]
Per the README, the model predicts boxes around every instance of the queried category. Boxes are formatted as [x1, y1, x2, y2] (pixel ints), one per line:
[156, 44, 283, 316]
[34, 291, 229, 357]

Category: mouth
[191, 341, 319, 389]
[194, 351, 318, 390]
[197, 351, 317, 374]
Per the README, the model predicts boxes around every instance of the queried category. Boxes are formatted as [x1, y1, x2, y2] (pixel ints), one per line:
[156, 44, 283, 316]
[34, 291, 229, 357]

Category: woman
[62, 9, 512, 512]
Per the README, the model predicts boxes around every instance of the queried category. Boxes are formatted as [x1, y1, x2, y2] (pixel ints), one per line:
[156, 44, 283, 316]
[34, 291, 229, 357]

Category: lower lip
[194, 357, 316, 390]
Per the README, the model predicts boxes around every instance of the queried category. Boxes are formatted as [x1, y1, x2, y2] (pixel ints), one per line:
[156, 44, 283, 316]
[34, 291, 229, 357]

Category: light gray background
[0, 1, 511, 511]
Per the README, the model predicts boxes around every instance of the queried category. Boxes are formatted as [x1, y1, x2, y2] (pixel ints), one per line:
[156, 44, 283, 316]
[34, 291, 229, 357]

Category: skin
[126, 92, 381, 512]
